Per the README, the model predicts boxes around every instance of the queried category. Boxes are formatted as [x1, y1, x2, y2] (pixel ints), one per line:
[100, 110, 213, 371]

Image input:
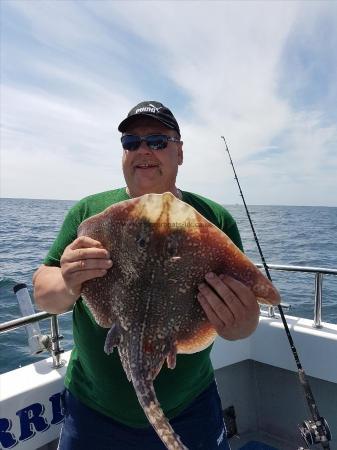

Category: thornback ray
[78, 192, 280, 450]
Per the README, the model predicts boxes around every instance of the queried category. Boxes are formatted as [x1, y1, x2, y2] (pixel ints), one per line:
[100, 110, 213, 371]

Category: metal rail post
[313, 273, 323, 329]
[50, 315, 65, 368]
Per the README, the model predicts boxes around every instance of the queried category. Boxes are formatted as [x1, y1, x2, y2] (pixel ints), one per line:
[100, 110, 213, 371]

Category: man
[33, 101, 259, 450]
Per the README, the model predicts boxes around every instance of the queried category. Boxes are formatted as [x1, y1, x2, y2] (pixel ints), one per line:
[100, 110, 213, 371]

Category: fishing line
[220, 136, 331, 449]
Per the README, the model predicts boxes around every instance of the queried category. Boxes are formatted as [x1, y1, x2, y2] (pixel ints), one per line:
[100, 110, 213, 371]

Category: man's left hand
[197, 272, 260, 340]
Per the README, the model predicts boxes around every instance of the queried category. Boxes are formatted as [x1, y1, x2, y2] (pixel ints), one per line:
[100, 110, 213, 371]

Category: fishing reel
[299, 416, 331, 449]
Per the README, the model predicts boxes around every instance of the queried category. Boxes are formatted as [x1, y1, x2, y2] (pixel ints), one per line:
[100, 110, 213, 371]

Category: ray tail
[131, 375, 188, 450]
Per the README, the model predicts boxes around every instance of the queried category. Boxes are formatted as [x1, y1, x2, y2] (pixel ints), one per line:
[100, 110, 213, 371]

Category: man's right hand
[33, 236, 112, 314]
[60, 236, 113, 299]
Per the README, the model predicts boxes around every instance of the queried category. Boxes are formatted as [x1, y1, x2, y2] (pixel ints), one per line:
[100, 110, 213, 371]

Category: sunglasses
[121, 134, 181, 151]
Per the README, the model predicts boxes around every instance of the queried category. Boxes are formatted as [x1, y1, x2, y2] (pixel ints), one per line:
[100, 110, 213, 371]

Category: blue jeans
[58, 380, 231, 450]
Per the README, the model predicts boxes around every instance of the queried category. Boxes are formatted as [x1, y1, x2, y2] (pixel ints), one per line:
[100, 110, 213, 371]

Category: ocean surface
[0, 197, 336, 375]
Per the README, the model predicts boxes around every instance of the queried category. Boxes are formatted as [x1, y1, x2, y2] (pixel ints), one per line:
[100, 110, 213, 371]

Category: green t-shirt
[43, 187, 243, 427]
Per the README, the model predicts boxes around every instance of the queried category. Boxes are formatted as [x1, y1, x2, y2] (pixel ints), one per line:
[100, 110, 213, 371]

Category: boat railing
[255, 263, 337, 327]
[1, 263, 336, 369]
[0, 310, 70, 369]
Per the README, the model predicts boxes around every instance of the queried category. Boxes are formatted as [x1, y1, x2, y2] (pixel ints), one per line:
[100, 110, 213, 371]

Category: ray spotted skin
[78, 192, 280, 450]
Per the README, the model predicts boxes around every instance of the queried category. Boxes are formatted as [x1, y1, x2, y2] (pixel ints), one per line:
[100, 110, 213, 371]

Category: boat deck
[230, 432, 292, 450]
[230, 432, 325, 450]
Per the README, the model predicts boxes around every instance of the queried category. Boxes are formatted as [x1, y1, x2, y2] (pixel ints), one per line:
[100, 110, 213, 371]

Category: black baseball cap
[118, 101, 180, 136]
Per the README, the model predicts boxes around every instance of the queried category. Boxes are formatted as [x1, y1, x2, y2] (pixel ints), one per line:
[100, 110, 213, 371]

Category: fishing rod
[220, 136, 331, 450]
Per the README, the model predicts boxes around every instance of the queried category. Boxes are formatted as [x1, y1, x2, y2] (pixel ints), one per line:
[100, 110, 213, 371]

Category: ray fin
[104, 323, 121, 355]
[166, 342, 177, 370]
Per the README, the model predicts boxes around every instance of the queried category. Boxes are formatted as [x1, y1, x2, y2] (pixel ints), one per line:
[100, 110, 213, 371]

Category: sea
[0, 197, 336, 375]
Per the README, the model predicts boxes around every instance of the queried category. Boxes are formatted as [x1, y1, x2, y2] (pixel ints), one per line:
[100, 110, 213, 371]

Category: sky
[1, 0, 337, 206]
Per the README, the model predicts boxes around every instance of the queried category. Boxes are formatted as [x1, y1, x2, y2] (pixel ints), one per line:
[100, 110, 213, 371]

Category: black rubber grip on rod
[13, 283, 27, 294]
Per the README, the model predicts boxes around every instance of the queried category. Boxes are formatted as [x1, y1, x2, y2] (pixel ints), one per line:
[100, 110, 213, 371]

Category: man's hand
[60, 236, 112, 299]
[33, 236, 112, 314]
[197, 272, 259, 340]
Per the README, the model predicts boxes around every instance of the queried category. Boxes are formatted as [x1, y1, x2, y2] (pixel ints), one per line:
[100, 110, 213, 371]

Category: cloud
[1, 81, 129, 199]
[278, 1, 337, 117]
[1, 1, 336, 205]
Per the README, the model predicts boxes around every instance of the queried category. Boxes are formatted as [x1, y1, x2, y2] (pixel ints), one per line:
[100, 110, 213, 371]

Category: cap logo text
[135, 104, 163, 114]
